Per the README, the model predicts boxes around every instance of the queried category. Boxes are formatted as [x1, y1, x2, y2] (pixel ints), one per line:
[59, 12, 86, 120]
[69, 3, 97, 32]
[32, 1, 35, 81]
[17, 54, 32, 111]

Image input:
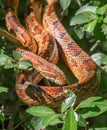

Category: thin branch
[13, 119, 26, 130]
[0, 28, 21, 45]
[1, 120, 5, 130]
[7, 115, 15, 130]
[90, 40, 100, 53]
[7, 100, 21, 130]
[76, 0, 82, 7]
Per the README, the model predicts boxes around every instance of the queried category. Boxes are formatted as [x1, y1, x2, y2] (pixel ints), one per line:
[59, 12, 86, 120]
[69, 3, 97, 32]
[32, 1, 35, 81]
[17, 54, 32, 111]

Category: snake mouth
[15, 82, 41, 105]
[25, 84, 56, 104]
[25, 84, 66, 107]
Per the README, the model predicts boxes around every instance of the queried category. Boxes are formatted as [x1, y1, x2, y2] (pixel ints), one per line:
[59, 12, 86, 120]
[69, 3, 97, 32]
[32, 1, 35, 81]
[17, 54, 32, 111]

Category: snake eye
[16, 48, 25, 54]
[26, 84, 42, 95]
[20, 50, 25, 55]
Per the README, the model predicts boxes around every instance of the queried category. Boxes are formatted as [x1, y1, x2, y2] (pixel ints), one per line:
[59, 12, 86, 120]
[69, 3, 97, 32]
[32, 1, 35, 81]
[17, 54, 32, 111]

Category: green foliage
[0, 113, 5, 121]
[62, 107, 77, 130]
[26, 91, 78, 130]
[27, 106, 56, 117]
[0, 86, 8, 93]
[0, 54, 12, 66]
[0, 51, 33, 71]
[83, 19, 97, 33]
[91, 52, 106, 66]
[60, 0, 72, 10]
[70, 3, 107, 42]
[13, 51, 21, 61]
[76, 97, 107, 119]
[18, 60, 33, 70]
[61, 90, 76, 113]
[96, 4, 107, 15]
[26, 92, 107, 130]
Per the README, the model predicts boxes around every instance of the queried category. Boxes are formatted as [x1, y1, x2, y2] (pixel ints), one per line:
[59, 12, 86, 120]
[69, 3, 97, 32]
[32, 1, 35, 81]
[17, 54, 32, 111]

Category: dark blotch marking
[33, 25, 43, 35]
[42, 34, 50, 44]
[67, 42, 82, 56]
[46, 5, 55, 16]
[82, 59, 96, 71]
[52, 20, 66, 38]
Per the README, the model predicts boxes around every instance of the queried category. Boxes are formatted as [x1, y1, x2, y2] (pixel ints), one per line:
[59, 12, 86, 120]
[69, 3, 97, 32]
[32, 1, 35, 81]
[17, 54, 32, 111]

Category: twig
[85, 121, 89, 130]
[1, 120, 5, 130]
[0, 28, 21, 45]
[90, 40, 100, 53]
[7, 114, 15, 130]
[76, 0, 82, 7]
[13, 118, 26, 130]
[7, 100, 21, 130]
[0, 105, 5, 130]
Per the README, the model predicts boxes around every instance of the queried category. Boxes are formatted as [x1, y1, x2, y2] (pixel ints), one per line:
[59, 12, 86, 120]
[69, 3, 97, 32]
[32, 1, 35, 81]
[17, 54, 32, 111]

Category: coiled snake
[5, 0, 99, 107]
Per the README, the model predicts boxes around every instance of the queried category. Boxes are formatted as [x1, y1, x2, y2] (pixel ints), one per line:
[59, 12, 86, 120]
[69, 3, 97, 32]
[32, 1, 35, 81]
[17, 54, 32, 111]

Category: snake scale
[5, 0, 99, 107]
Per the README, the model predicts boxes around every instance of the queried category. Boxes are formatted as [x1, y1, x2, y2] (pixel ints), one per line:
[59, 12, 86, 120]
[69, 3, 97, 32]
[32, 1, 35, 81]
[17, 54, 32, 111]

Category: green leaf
[100, 41, 107, 52]
[42, 115, 61, 127]
[102, 24, 107, 38]
[70, 12, 98, 25]
[0, 113, 5, 121]
[26, 106, 56, 117]
[79, 107, 99, 119]
[76, 96, 102, 110]
[63, 107, 77, 130]
[93, 22, 106, 41]
[102, 55, 107, 64]
[0, 86, 8, 93]
[91, 52, 106, 66]
[60, 0, 71, 10]
[0, 47, 5, 54]
[28, 117, 44, 130]
[13, 51, 21, 60]
[83, 19, 97, 33]
[61, 90, 76, 113]
[79, 98, 107, 119]
[103, 16, 107, 23]
[0, 54, 12, 66]
[49, 118, 63, 126]
[76, 5, 97, 15]
[18, 60, 33, 70]
[77, 115, 86, 127]
[74, 27, 84, 39]
[4, 63, 17, 69]
[101, 55, 107, 72]
[96, 4, 107, 15]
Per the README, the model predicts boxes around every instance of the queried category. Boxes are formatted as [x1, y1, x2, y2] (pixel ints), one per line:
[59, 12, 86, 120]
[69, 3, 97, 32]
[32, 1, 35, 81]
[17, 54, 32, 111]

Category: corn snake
[5, 9, 37, 53]
[5, 0, 64, 106]
[5, 0, 99, 107]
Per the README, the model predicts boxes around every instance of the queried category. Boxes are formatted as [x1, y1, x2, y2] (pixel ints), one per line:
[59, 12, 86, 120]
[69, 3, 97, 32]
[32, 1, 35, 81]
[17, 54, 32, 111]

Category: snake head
[16, 48, 26, 55]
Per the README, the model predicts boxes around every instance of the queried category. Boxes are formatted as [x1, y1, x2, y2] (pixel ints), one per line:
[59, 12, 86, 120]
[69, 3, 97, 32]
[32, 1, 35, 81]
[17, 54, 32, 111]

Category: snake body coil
[5, 0, 99, 107]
